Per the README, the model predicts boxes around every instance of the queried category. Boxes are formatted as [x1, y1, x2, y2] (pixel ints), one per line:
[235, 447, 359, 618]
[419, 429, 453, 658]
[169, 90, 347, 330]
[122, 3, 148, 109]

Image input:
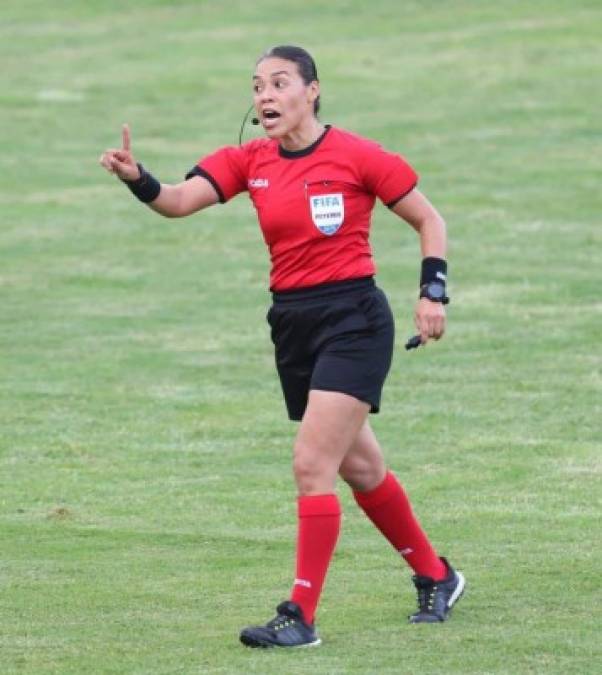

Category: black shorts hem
[284, 387, 378, 421]
[310, 387, 378, 413]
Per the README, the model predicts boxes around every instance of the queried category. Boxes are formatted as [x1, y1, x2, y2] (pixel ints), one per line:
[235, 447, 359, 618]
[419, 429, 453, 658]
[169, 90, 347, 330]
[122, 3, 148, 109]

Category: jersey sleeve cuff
[386, 181, 417, 209]
[185, 165, 226, 203]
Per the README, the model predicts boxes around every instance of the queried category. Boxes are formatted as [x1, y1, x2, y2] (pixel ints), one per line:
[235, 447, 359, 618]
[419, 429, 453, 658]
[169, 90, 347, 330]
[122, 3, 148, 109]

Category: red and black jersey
[186, 126, 418, 291]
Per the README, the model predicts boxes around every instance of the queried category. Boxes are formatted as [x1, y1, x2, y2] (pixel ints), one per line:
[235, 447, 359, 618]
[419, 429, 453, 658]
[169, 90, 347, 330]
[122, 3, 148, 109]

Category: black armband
[122, 163, 161, 203]
[420, 257, 448, 286]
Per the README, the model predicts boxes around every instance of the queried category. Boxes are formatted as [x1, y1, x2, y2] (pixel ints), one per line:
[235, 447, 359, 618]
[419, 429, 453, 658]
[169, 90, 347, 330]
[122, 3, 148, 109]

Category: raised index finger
[122, 123, 131, 152]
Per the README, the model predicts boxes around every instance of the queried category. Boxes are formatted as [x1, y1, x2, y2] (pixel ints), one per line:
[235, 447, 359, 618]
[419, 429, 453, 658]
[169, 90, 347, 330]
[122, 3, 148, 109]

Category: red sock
[290, 494, 341, 624]
[353, 471, 446, 580]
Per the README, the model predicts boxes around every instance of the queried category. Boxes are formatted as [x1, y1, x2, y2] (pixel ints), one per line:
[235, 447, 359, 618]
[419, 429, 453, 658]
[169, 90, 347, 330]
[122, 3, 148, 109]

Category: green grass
[1, 1, 601, 673]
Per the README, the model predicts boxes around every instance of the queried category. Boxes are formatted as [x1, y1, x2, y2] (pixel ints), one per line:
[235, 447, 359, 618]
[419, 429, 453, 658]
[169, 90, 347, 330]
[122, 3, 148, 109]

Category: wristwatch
[419, 281, 450, 305]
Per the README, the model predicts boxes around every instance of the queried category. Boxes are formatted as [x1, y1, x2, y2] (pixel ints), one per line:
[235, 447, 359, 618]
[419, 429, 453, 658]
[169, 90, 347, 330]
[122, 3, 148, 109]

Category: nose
[259, 94, 274, 107]
[257, 84, 276, 104]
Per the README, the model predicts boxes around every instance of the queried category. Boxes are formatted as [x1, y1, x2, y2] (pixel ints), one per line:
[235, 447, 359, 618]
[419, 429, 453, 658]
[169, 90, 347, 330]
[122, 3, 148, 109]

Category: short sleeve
[357, 140, 418, 208]
[185, 145, 248, 203]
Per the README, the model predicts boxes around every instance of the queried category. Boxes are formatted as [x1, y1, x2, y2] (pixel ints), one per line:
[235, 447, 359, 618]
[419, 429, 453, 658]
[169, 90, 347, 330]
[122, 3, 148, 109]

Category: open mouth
[262, 109, 281, 121]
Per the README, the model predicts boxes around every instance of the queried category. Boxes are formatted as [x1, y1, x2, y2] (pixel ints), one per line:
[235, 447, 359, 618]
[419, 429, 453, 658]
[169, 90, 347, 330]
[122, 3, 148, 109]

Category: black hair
[258, 45, 320, 115]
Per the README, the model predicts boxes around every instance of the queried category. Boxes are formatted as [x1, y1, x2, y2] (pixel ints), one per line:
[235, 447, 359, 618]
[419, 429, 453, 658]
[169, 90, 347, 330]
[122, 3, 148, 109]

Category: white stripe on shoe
[295, 637, 322, 648]
[447, 571, 466, 607]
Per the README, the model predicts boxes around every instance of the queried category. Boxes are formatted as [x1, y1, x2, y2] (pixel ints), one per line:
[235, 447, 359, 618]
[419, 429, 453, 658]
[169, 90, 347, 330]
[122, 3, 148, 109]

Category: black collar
[278, 125, 332, 159]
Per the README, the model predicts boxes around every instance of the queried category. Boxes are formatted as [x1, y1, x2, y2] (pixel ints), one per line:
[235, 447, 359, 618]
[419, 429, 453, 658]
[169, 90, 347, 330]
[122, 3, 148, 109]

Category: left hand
[414, 298, 446, 345]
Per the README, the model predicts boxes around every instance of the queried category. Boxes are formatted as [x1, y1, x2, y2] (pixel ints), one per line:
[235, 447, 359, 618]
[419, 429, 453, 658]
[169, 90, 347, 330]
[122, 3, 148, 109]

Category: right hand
[99, 124, 140, 181]
[414, 297, 446, 345]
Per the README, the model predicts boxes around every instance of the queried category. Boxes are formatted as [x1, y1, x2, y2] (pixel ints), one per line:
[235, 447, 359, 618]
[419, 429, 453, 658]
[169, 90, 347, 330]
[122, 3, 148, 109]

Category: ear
[307, 80, 320, 104]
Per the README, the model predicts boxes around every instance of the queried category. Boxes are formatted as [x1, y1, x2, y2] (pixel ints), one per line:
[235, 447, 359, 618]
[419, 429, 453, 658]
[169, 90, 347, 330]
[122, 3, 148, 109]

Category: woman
[100, 45, 465, 649]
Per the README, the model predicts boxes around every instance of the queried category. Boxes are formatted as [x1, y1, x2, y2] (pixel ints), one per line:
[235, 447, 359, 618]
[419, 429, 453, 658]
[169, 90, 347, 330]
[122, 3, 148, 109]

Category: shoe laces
[267, 613, 297, 632]
[414, 577, 438, 612]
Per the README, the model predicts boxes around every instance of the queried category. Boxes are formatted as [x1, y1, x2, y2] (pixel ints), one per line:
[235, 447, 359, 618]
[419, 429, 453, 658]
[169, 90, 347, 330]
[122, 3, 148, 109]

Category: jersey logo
[248, 178, 269, 188]
[309, 193, 344, 235]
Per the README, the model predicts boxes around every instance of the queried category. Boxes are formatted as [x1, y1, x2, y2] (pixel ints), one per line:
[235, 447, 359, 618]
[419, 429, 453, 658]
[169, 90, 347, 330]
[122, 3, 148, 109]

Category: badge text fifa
[311, 195, 341, 208]
[309, 193, 345, 236]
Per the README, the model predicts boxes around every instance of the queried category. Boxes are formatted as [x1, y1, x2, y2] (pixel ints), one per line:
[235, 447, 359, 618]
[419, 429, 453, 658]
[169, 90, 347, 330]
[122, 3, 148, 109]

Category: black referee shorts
[267, 276, 395, 421]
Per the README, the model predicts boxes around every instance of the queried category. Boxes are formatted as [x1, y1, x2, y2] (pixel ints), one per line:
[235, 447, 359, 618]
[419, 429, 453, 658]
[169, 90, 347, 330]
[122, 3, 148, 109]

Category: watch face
[427, 282, 445, 299]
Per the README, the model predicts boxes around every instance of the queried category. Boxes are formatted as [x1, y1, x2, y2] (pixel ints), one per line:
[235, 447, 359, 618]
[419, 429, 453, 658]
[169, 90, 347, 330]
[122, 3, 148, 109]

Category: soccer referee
[100, 44, 465, 649]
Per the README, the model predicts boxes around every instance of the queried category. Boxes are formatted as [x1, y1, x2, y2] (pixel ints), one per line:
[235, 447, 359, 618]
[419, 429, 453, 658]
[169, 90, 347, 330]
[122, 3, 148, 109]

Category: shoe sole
[240, 634, 322, 649]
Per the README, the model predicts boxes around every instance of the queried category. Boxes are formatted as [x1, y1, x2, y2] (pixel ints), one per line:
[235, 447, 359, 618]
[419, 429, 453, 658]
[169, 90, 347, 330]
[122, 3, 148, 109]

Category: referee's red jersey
[187, 126, 418, 291]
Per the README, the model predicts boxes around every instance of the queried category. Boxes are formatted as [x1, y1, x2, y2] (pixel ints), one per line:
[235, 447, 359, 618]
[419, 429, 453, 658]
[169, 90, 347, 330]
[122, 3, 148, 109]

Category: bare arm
[391, 188, 448, 345]
[146, 177, 219, 218]
[391, 188, 447, 259]
[99, 124, 219, 217]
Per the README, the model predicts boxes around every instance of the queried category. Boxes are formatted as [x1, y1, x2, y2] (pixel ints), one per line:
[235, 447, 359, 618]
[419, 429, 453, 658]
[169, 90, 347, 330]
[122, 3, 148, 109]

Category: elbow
[413, 214, 446, 234]
[149, 204, 184, 218]
[426, 213, 446, 230]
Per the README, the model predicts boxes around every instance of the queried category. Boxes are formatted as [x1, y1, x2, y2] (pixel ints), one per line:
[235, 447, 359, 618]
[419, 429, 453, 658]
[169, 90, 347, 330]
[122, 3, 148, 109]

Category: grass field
[1, 1, 601, 673]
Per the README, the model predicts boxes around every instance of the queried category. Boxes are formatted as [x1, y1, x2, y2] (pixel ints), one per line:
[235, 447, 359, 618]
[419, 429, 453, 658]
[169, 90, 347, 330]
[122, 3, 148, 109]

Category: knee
[293, 441, 336, 495]
[292, 444, 320, 487]
[339, 454, 386, 492]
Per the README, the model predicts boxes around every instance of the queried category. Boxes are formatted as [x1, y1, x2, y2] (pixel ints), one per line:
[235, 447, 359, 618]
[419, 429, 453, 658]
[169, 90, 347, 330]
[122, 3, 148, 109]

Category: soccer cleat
[240, 600, 321, 648]
[409, 557, 465, 623]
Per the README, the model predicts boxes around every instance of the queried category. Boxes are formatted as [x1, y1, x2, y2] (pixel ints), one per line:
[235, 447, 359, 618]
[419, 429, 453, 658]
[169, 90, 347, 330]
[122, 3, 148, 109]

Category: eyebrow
[252, 70, 290, 80]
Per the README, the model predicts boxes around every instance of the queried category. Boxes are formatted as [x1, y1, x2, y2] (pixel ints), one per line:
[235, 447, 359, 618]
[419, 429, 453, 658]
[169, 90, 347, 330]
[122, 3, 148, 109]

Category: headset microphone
[238, 104, 261, 144]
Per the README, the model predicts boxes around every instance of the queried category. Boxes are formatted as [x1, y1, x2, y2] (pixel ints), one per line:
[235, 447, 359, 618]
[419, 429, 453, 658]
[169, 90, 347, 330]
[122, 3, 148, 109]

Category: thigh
[293, 390, 370, 494]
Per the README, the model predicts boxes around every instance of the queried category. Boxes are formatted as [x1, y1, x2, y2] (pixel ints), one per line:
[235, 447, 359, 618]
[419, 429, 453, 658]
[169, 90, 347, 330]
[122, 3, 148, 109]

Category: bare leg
[292, 390, 370, 495]
[339, 419, 387, 492]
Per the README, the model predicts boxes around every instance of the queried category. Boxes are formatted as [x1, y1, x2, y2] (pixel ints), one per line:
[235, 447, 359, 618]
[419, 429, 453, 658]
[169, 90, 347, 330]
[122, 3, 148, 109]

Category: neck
[279, 117, 325, 152]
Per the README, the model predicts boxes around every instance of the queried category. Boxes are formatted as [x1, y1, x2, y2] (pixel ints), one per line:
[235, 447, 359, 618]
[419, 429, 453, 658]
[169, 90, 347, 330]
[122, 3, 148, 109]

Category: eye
[274, 79, 286, 89]
[253, 82, 262, 94]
